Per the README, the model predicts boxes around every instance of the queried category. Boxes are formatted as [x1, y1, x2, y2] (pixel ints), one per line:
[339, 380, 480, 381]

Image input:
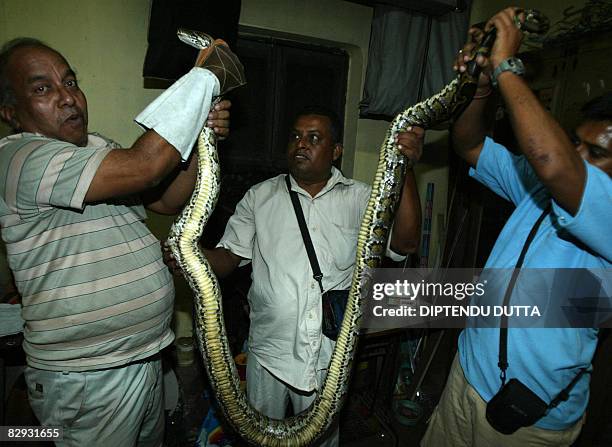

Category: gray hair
[0, 37, 53, 107]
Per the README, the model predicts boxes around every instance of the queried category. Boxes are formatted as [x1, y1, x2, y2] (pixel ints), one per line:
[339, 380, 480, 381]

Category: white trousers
[246, 356, 339, 447]
[24, 356, 164, 447]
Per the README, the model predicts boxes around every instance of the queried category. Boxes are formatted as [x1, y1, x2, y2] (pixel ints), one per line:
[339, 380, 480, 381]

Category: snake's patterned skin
[177, 28, 214, 49]
[166, 11, 547, 446]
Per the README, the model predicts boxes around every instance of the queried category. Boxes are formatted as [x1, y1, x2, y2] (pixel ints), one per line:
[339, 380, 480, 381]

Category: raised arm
[487, 8, 586, 214]
[391, 126, 424, 255]
[451, 27, 497, 167]
[85, 68, 222, 205]
[87, 34, 245, 210]
[144, 99, 232, 215]
[84, 130, 182, 203]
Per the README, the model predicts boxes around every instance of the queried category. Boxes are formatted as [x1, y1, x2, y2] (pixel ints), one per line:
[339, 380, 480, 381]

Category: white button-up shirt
[218, 167, 399, 391]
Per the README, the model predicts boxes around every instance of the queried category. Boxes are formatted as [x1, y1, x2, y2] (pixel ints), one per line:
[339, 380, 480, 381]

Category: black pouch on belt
[321, 290, 349, 341]
[485, 378, 548, 434]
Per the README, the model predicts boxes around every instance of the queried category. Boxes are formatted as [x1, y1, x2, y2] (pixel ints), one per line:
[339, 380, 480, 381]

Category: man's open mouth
[65, 113, 83, 124]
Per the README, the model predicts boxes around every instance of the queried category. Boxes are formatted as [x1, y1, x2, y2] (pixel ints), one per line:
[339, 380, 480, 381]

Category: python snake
[167, 10, 548, 446]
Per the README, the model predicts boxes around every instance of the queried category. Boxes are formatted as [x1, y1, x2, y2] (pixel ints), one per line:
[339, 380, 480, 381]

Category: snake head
[177, 28, 214, 50]
[521, 9, 550, 35]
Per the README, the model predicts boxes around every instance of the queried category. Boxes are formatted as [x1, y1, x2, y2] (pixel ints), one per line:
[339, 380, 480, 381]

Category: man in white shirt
[203, 107, 424, 446]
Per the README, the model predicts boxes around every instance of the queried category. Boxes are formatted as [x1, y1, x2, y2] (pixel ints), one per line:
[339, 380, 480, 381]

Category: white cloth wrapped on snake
[166, 10, 548, 446]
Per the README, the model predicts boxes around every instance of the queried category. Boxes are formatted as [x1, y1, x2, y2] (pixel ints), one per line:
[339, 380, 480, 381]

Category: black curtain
[360, 2, 471, 118]
[143, 0, 241, 80]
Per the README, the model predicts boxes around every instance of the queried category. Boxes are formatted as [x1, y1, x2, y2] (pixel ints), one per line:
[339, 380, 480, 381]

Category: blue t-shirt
[459, 137, 611, 430]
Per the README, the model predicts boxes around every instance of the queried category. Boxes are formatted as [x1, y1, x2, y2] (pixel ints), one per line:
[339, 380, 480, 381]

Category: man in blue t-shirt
[419, 7, 611, 447]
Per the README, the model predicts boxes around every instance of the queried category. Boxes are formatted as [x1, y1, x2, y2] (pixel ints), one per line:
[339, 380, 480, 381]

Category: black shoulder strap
[285, 175, 324, 293]
[498, 203, 551, 383]
[497, 202, 587, 409]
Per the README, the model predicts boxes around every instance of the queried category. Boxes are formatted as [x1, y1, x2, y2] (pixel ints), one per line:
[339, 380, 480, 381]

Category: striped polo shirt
[0, 132, 174, 371]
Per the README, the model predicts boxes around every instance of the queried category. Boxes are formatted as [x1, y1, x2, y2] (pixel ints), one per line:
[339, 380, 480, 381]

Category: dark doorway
[220, 35, 349, 177]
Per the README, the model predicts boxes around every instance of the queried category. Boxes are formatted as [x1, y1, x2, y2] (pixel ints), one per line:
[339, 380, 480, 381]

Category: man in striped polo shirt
[0, 37, 242, 445]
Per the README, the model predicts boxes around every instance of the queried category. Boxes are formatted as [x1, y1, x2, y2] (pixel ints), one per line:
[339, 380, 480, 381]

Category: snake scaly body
[167, 11, 548, 446]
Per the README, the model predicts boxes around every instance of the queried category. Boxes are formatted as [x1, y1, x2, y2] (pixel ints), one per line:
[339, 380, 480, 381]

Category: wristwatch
[491, 57, 525, 88]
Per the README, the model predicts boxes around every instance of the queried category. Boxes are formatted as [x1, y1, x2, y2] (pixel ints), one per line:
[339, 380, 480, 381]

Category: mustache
[294, 150, 310, 160]
[62, 107, 84, 121]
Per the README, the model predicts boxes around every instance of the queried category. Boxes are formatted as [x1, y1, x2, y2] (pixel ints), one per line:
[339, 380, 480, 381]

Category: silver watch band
[492, 57, 525, 88]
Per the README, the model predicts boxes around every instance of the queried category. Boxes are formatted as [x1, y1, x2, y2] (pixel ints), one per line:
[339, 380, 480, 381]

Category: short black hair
[581, 92, 612, 122]
[293, 106, 343, 145]
[0, 37, 54, 107]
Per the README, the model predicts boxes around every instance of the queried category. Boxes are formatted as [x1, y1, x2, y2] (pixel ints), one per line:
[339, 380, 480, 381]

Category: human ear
[333, 143, 343, 161]
[0, 105, 20, 131]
